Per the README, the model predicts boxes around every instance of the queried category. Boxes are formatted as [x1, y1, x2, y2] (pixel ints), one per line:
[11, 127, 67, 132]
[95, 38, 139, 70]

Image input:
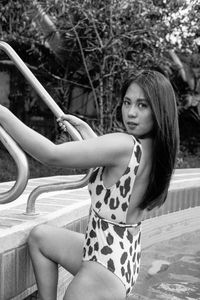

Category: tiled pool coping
[0, 168, 200, 299]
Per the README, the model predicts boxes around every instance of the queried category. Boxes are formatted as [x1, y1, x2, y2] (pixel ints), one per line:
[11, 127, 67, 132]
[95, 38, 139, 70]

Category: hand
[57, 114, 97, 139]
[57, 114, 85, 132]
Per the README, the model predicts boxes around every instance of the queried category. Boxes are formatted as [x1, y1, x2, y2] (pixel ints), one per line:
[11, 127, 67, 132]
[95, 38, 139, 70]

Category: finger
[59, 114, 69, 119]
[61, 114, 75, 120]
[57, 115, 67, 120]
[58, 123, 67, 132]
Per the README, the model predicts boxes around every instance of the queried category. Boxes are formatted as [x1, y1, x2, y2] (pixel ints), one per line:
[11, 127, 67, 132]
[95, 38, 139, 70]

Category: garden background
[0, 0, 200, 182]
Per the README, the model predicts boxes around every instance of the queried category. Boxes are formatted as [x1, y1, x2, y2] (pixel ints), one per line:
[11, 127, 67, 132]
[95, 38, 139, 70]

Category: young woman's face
[121, 83, 154, 138]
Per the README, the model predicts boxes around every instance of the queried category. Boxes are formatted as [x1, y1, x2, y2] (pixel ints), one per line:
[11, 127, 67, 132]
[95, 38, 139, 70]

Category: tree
[1, 0, 200, 134]
[24, 0, 171, 132]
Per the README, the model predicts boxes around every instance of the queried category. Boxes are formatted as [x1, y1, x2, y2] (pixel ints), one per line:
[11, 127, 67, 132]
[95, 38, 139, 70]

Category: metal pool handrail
[0, 41, 94, 213]
[0, 126, 29, 204]
[26, 172, 92, 215]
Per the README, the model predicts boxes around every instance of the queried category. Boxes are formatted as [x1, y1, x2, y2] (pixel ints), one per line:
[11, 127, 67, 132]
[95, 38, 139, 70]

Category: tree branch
[69, 15, 99, 116]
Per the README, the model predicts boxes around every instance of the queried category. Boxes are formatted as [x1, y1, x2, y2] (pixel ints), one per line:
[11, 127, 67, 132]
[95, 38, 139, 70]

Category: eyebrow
[123, 96, 147, 102]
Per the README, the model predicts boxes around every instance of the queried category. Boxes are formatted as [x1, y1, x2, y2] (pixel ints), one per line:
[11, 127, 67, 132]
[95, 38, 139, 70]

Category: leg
[64, 261, 126, 300]
[28, 224, 84, 300]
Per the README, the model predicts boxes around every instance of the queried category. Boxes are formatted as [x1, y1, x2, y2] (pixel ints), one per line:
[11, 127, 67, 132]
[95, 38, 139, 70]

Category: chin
[127, 129, 152, 139]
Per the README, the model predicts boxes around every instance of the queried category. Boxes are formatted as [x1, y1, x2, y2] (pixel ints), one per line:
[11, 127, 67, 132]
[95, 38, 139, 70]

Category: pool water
[129, 230, 200, 300]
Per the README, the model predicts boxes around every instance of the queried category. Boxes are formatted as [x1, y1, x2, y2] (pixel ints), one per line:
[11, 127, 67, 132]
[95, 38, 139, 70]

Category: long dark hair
[121, 70, 180, 210]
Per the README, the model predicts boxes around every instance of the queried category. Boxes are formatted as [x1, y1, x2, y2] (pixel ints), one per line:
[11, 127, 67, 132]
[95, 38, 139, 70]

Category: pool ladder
[0, 41, 94, 215]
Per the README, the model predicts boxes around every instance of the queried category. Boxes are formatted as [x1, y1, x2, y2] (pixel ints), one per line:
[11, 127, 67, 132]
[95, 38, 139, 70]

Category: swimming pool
[0, 168, 199, 300]
[130, 211, 200, 300]
[126, 168, 200, 299]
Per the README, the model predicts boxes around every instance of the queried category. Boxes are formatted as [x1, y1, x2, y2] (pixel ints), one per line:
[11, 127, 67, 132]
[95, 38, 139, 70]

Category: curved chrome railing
[26, 171, 92, 215]
[0, 42, 81, 140]
[0, 126, 29, 204]
[0, 41, 94, 213]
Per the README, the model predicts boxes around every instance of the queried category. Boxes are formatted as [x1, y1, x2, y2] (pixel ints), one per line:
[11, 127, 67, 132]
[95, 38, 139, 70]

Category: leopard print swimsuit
[82, 135, 142, 296]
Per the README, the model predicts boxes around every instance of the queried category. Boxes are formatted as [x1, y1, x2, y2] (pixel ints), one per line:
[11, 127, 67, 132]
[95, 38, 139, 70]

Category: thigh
[64, 261, 126, 300]
[30, 224, 84, 275]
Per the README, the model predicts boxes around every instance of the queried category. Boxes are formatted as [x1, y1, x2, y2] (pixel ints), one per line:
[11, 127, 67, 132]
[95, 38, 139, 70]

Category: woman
[0, 70, 179, 300]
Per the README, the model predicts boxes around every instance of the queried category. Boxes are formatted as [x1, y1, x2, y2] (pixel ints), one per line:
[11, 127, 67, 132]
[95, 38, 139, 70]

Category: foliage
[0, 1, 34, 46]
[0, 0, 200, 134]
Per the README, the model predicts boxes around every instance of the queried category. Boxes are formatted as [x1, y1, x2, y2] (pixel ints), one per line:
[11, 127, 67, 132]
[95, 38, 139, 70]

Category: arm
[0, 106, 132, 169]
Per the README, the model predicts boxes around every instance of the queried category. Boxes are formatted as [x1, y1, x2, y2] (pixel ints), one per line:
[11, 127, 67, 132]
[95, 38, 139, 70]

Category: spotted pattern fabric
[82, 135, 142, 296]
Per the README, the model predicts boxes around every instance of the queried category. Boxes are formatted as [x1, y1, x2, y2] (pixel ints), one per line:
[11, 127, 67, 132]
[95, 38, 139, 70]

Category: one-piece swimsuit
[82, 135, 142, 296]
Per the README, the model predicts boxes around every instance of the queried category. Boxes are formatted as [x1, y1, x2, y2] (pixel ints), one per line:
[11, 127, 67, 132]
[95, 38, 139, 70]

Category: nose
[128, 104, 137, 117]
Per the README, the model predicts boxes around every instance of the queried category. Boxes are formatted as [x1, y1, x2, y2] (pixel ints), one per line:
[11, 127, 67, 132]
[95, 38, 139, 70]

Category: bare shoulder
[97, 132, 138, 166]
[101, 132, 138, 146]
[100, 132, 138, 155]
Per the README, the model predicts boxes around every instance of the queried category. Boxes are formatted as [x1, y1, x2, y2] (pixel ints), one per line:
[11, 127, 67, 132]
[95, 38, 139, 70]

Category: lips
[127, 122, 138, 128]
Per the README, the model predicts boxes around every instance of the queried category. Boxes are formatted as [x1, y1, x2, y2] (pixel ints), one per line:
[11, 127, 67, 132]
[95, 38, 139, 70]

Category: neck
[138, 137, 154, 154]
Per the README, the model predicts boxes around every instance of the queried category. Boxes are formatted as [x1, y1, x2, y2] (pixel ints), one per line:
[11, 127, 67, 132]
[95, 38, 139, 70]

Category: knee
[27, 224, 48, 249]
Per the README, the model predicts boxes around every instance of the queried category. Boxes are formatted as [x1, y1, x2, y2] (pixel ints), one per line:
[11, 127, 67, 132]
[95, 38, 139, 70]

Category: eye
[123, 99, 130, 106]
[138, 102, 148, 109]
